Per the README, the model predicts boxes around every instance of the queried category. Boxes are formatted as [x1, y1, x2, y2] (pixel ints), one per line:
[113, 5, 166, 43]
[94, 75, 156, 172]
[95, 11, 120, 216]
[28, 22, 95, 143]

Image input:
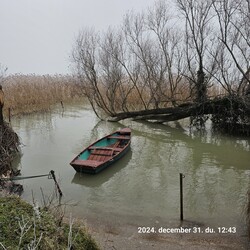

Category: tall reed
[1, 74, 228, 117]
[2, 74, 84, 116]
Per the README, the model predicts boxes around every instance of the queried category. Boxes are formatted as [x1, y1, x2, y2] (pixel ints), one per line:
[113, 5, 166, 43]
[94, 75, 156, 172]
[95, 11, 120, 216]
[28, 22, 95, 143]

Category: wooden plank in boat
[108, 136, 130, 140]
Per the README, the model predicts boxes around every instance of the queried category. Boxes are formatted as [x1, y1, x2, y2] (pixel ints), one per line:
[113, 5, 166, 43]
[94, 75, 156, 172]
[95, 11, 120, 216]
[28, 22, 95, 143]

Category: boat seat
[73, 159, 100, 167]
[89, 146, 114, 150]
[112, 147, 123, 152]
[108, 136, 130, 140]
[91, 150, 113, 156]
[89, 146, 123, 152]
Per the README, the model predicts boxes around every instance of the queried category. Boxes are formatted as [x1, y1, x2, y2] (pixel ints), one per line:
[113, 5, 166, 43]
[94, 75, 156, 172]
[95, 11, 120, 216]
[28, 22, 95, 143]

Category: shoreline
[83, 217, 249, 249]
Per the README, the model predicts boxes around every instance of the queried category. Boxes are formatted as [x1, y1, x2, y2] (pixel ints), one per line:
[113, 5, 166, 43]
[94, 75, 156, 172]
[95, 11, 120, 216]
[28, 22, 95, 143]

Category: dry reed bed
[93, 79, 227, 115]
[1, 74, 228, 117]
[3, 74, 84, 116]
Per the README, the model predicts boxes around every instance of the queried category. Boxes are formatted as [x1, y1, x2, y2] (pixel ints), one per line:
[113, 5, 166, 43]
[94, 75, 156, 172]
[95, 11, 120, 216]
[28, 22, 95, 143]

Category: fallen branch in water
[107, 96, 250, 135]
[108, 96, 250, 122]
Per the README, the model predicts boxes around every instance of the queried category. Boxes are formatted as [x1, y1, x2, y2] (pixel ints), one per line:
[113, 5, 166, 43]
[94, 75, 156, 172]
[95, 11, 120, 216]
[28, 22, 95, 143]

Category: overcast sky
[0, 0, 157, 75]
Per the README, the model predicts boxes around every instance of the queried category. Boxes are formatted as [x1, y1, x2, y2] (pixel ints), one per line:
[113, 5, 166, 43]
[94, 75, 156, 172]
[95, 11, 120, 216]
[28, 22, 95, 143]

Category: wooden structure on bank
[0, 85, 4, 124]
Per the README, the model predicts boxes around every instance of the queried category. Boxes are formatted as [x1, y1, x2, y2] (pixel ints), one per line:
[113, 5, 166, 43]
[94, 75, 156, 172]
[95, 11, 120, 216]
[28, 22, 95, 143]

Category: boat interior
[89, 139, 127, 162]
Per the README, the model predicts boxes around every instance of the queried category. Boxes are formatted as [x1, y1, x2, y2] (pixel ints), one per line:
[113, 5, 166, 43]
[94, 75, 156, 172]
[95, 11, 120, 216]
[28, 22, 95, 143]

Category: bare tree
[147, 0, 186, 106]
[176, 0, 215, 103]
[212, 0, 250, 95]
[0, 64, 7, 124]
[72, 29, 114, 118]
[0, 64, 7, 86]
[99, 27, 146, 112]
[123, 5, 187, 109]
[0, 85, 4, 125]
[99, 29, 124, 113]
[123, 10, 156, 109]
[71, 0, 250, 134]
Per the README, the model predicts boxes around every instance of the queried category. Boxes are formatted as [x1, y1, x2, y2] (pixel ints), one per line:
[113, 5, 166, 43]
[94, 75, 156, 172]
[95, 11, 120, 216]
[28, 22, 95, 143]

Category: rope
[0, 170, 63, 196]
[0, 173, 51, 181]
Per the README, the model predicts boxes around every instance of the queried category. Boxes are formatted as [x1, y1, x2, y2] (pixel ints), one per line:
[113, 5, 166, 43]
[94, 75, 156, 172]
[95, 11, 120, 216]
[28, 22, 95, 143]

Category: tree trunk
[0, 87, 4, 125]
[0, 105, 3, 125]
[196, 69, 207, 103]
[108, 96, 250, 123]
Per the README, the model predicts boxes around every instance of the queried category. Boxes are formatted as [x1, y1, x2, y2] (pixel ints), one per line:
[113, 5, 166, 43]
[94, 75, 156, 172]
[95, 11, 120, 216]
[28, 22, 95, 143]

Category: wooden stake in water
[180, 173, 185, 221]
[60, 101, 64, 110]
[50, 170, 63, 197]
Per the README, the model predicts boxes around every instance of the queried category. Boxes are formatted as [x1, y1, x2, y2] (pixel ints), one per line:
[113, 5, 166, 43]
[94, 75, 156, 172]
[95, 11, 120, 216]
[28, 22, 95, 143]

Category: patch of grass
[0, 196, 99, 249]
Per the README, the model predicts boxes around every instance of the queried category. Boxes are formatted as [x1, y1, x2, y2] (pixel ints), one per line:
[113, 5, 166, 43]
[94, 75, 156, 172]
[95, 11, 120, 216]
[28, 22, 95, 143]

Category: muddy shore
[83, 217, 249, 250]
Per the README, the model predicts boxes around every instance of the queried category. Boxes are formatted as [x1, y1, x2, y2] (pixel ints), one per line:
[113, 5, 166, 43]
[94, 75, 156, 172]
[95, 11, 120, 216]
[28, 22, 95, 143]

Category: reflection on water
[11, 104, 250, 232]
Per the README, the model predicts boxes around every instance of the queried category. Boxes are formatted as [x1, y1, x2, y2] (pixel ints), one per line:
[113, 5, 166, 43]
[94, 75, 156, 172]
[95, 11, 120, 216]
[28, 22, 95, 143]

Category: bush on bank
[0, 196, 99, 250]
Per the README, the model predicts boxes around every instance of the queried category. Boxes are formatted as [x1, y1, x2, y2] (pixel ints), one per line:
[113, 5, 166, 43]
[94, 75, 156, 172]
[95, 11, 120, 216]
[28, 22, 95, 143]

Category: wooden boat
[70, 128, 131, 174]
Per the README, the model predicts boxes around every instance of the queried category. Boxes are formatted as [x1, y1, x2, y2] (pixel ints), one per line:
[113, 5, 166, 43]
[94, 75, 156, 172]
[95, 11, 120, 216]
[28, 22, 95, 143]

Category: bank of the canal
[0, 195, 99, 249]
[9, 103, 250, 249]
[0, 122, 22, 194]
[0, 103, 99, 249]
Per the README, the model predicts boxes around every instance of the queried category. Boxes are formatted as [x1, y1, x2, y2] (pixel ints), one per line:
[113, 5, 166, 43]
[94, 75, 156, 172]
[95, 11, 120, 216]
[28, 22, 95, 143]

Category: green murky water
[12, 103, 250, 232]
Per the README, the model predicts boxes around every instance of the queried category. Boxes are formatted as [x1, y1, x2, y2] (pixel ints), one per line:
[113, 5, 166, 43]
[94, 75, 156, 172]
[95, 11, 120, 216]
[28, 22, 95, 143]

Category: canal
[12, 103, 250, 233]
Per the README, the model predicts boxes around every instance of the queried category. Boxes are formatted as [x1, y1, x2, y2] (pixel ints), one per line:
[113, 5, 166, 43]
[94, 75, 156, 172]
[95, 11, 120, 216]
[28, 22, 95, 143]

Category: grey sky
[0, 0, 157, 75]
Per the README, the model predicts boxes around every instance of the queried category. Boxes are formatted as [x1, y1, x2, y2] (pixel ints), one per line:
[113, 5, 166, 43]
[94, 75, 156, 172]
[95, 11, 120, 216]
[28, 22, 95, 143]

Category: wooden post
[8, 107, 11, 123]
[180, 173, 185, 221]
[60, 101, 64, 110]
[50, 170, 63, 197]
[0, 105, 3, 125]
[0, 85, 3, 125]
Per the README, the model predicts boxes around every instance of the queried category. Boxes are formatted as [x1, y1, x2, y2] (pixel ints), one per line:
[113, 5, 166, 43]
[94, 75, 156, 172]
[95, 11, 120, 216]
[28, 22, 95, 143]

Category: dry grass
[96, 79, 224, 114]
[1, 74, 227, 117]
[0, 196, 99, 250]
[2, 74, 85, 116]
[95, 79, 193, 114]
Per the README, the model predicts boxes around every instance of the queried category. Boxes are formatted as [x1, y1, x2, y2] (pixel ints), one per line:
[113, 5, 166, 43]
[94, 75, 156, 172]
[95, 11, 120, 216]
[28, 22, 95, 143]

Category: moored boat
[70, 128, 131, 174]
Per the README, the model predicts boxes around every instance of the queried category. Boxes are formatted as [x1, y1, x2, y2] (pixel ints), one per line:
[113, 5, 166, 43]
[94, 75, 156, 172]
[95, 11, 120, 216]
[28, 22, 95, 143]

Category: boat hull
[71, 143, 130, 174]
[70, 128, 131, 174]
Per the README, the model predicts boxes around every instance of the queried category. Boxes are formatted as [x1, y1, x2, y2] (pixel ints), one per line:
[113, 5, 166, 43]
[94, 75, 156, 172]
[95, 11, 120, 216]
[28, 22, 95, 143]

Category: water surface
[12, 104, 250, 232]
